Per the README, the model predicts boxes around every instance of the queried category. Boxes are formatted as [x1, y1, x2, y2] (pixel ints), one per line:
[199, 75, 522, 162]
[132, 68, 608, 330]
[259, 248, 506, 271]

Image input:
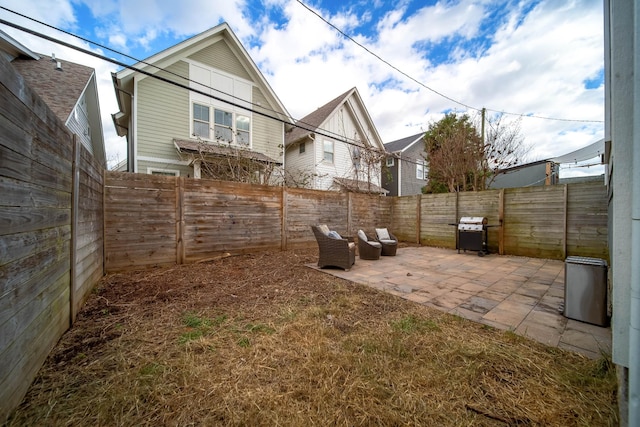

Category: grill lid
[458, 223, 484, 231]
[459, 216, 488, 225]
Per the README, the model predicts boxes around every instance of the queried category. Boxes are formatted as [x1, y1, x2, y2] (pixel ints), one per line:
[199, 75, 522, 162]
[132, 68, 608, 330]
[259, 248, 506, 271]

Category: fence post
[498, 189, 504, 255]
[562, 184, 568, 259]
[70, 135, 80, 326]
[281, 186, 287, 250]
[175, 177, 185, 264]
[347, 192, 352, 236]
[416, 194, 422, 244]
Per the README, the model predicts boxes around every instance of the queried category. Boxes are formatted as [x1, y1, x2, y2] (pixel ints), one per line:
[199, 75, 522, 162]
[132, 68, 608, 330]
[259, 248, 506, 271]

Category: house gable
[285, 87, 386, 192]
[382, 133, 427, 196]
[113, 22, 292, 176]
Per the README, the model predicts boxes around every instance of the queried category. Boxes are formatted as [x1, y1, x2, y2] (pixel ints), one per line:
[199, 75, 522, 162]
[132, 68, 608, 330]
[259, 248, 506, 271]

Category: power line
[295, 0, 604, 124]
[0, 16, 398, 161]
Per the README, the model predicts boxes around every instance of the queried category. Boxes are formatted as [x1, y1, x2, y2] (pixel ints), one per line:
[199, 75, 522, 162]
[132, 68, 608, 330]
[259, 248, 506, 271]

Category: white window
[148, 168, 180, 176]
[193, 103, 210, 138]
[236, 115, 250, 145]
[416, 160, 427, 180]
[189, 63, 252, 146]
[386, 157, 395, 167]
[323, 140, 334, 163]
[214, 109, 233, 142]
[299, 142, 305, 154]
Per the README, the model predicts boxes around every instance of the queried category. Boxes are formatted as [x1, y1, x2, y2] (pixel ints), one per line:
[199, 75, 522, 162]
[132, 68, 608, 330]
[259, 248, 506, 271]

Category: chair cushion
[376, 228, 390, 240]
[327, 230, 342, 239]
[357, 229, 367, 241]
[379, 239, 396, 245]
[368, 241, 382, 248]
[318, 224, 330, 235]
[348, 242, 356, 249]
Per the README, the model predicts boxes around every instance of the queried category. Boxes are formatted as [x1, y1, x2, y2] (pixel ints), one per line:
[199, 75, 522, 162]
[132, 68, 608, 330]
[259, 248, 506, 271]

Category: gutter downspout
[629, 3, 640, 422]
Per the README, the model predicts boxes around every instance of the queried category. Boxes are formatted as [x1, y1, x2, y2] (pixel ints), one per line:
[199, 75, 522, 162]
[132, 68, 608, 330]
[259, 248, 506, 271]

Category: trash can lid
[565, 256, 607, 267]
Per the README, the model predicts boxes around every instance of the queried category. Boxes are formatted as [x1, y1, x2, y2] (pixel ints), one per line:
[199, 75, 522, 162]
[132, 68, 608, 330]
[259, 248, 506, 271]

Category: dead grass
[6, 249, 617, 426]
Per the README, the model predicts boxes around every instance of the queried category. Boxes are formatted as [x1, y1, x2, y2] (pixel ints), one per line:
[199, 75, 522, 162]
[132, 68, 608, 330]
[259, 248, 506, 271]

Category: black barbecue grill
[456, 217, 489, 256]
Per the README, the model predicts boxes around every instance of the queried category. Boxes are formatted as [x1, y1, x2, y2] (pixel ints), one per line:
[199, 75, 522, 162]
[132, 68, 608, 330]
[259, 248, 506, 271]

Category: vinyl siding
[138, 159, 192, 177]
[188, 39, 252, 81]
[252, 87, 284, 162]
[284, 137, 315, 187]
[136, 61, 190, 170]
[314, 106, 381, 191]
[66, 94, 93, 155]
[400, 143, 427, 196]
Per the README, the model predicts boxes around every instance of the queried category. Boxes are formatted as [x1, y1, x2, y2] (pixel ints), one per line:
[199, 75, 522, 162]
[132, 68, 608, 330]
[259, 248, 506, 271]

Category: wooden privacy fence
[105, 172, 607, 272]
[0, 55, 104, 420]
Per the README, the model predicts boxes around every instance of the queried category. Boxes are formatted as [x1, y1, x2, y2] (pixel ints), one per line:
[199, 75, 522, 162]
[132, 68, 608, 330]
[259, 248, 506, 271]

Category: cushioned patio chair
[357, 230, 383, 260]
[375, 227, 398, 256]
[311, 225, 356, 271]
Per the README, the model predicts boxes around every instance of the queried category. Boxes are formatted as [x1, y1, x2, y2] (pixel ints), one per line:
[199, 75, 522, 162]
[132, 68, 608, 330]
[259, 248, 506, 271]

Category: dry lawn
[6, 249, 617, 426]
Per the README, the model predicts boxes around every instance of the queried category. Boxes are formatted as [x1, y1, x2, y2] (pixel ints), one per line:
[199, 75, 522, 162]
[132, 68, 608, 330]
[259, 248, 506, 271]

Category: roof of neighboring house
[285, 88, 353, 145]
[332, 177, 388, 195]
[174, 139, 281, 164]
[11, 54, 94, 124]
[384, 132, 425, 153]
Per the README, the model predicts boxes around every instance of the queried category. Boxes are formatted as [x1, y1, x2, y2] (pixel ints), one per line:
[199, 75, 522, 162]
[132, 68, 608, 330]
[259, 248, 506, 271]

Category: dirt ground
[6, 248, 618, 426]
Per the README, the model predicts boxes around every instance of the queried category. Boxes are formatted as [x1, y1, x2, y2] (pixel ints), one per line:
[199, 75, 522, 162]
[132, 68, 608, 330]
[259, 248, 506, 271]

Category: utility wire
[296, 0, 604, 124]
[0, 16, 409, 164]
[0, 6, 361, 145]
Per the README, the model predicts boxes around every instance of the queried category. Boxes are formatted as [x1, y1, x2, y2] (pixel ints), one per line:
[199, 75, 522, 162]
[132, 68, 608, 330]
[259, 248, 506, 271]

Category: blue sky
[0, 0, 605, 176]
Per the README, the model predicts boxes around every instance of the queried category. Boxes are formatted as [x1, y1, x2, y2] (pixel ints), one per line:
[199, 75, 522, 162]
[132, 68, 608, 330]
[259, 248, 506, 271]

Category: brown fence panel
[420, 193, 457, 248]
[390, 195, 420, 243]
[503, 185, 566, 259]
[72, 143, 104, 318]
[183, 179, 282, 261]
[104, 172, 177, 271]
[284, 188, 348, 248]
[1, 55, 74, 420]
[457, 190, 501, 253]
[566, 182, 608, 260]
[349, 193, 393, 236]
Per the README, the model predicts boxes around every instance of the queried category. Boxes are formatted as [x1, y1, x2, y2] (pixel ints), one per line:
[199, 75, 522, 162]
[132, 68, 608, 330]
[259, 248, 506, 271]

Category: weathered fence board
[391, 195, 421, 243]
[1, 54, 104, 421]
[183, 179, 282, 261]
[420, 193, 457, 248]
[284, 188, 348, 249]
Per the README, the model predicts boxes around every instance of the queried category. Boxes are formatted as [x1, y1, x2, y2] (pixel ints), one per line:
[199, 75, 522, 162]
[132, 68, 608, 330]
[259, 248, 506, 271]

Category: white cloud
[1, 0, 605, 172]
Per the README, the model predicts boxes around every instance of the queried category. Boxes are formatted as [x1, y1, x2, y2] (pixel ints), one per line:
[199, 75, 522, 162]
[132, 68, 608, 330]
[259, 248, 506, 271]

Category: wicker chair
[311, 225, 356, 271]
[357, 230, 383, 260]
[375, 228, 398, 256]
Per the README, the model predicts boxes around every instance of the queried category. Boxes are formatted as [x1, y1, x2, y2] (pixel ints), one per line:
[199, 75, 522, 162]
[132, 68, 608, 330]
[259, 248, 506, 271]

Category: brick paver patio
[309, 246, 611, 359]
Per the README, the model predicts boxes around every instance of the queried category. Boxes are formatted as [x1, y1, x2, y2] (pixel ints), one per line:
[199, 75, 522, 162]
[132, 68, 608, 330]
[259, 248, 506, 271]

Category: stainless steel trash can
[564, 256, 608, 326]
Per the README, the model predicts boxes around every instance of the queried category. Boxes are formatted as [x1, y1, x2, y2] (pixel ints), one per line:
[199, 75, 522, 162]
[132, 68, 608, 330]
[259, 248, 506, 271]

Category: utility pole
[481, 107, 486, 146]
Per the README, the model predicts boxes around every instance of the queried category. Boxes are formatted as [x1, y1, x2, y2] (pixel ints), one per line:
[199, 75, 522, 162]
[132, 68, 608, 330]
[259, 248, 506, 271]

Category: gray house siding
[490, 161, 558, 189]
[382, 133, 427, 196]
[382, 159, 399, 196]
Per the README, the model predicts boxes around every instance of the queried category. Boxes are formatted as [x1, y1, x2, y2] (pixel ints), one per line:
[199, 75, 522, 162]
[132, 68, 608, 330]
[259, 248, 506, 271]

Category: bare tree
[474, 111, 531, 189]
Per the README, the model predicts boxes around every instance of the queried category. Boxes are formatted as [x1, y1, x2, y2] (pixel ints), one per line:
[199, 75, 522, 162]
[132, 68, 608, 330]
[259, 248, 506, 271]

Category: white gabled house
[111, 23, 293, 182]
[284, 87, 387, 194]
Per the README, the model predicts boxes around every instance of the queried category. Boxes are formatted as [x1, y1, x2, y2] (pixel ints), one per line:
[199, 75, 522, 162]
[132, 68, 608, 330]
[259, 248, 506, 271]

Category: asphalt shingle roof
[285, 88, 354, 145]
[384, 132, 425, 153]
[11, 54, 93, 124]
